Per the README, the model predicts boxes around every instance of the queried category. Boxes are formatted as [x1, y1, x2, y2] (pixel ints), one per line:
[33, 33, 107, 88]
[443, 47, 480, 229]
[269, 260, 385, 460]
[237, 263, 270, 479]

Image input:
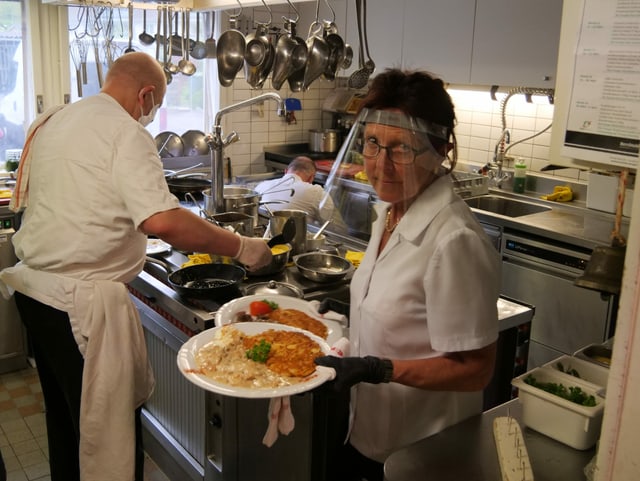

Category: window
[0, 0, 26, 164]
[66, 5, 215, 138]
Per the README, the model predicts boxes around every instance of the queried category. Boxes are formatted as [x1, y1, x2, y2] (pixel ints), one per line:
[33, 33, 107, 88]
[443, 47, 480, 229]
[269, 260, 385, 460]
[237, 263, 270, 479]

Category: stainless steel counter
[384, 398, 595, 481]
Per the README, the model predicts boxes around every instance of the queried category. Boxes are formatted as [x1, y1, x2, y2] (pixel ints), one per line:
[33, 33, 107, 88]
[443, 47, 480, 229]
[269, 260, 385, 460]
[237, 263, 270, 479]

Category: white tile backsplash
[219, 75, 591, 182]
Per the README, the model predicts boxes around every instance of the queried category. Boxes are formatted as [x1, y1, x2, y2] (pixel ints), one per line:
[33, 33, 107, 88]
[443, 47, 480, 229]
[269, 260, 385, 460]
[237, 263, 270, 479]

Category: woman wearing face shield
[315, 69, 501, 480]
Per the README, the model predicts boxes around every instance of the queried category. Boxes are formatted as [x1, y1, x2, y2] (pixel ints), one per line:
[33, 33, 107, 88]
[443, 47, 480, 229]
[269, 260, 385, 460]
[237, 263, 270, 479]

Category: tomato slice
[249, 300, 275, 316]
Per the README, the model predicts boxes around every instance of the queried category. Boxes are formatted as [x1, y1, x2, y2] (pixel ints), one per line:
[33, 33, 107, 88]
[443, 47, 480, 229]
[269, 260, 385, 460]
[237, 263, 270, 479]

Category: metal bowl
[293, 252, 353, 283]
[247, 243, 291, 277]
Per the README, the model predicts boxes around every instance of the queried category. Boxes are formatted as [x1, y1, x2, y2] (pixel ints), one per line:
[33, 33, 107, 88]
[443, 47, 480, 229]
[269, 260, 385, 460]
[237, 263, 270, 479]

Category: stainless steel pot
[309, 129, 339, 153]
[203, 186, 260, 228]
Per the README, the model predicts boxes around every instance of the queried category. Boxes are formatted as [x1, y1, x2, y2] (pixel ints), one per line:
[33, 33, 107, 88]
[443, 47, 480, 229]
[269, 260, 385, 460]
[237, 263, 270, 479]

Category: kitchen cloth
[262, 336, 350, 447]
[9, 104, 66, 212]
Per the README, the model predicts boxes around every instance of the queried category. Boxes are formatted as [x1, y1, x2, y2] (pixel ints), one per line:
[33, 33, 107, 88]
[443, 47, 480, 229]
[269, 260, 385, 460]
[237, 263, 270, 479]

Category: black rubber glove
[317, 297, 350, 317]
[314, 356, 393, 393]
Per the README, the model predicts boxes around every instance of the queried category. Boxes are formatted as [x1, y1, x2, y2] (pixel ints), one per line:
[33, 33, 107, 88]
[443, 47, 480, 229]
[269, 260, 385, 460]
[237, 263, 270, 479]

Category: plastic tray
[512, 366, 605, 450]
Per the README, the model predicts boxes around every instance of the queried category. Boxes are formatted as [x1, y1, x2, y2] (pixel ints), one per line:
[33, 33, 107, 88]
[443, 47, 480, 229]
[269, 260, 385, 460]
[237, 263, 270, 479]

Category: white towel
[308, 299, 349, 325]
[9, 105, 66, 212]
[261, 337, 350, 447]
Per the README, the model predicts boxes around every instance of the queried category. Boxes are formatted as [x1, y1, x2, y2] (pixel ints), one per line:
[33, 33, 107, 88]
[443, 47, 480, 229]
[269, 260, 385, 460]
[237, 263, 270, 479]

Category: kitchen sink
[464, 195, 552, 217]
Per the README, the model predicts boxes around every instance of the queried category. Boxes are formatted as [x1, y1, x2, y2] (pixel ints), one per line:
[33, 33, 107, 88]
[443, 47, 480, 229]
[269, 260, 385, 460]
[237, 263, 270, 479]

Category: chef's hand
[314, 356, 393, 393]
[233, 236, 272, 271]
[317, 298, 350, 318]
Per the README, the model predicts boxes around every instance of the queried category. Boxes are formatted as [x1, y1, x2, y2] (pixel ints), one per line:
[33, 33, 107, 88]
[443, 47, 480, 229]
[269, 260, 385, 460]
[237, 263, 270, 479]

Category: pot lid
[243, 280, 304, 298]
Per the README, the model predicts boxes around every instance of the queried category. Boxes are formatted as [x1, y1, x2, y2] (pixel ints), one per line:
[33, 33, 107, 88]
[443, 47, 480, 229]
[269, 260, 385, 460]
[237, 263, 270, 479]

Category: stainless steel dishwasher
[0, 207, 27, 374]
[499, 231, 615, 369]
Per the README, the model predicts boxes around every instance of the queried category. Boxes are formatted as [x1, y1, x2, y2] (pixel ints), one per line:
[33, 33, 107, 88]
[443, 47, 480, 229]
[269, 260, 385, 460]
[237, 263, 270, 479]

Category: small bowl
[246, 243, 291, 277]
[293, 252, 353, 283]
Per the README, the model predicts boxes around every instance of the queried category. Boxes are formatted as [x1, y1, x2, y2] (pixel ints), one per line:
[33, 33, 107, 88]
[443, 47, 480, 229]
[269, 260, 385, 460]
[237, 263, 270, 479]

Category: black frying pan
[166, 177, 211, 199]
[145, 257, 246, 299]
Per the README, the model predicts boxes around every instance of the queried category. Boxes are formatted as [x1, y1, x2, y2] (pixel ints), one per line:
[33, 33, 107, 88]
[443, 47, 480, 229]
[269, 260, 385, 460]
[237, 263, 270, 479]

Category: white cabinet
[402, 0, 475, 83]
[470, 0, 563, 88]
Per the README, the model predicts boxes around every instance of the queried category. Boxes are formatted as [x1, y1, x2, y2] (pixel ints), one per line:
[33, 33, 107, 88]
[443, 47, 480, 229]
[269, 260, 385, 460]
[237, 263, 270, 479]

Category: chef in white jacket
[0, 52, 270, 481]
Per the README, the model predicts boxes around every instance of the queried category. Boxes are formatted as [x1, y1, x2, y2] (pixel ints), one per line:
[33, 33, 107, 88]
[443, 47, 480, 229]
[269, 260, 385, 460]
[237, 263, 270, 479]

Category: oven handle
[502, 253, 581, 281]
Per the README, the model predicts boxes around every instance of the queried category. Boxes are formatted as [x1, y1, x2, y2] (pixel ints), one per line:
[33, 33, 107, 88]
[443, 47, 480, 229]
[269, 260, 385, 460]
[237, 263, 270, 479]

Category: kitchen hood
[322, 89, 367, 115]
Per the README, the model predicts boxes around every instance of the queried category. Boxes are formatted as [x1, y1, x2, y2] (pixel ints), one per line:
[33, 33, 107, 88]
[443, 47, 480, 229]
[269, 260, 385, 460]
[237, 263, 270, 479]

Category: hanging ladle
[191, 12, 207, 60]
[139, 9, 155, 45]
[178, 9, 196, 76]
[124, 3, 135, 53]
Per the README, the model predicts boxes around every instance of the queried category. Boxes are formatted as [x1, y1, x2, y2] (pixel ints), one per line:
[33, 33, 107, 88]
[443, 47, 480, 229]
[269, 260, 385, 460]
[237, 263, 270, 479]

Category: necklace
[385, 209, 401, 233]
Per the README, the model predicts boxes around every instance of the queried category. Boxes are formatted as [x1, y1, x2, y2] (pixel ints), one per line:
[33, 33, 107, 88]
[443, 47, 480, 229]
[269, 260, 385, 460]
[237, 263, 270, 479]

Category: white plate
[177, 322, 332, 398]
[215, 294, 344, 345]
[146, 238, 172, 255]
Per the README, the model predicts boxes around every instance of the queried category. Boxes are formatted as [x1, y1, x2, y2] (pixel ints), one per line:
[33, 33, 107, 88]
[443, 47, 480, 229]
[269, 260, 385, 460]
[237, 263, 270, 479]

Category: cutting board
[315, 160, 364, 178]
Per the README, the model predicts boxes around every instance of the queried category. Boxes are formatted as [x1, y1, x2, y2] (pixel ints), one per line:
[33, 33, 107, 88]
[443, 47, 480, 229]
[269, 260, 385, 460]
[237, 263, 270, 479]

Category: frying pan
[181, 130, 209, 156]
[165, 176, 211, 197]
[145, 256, 246, 300]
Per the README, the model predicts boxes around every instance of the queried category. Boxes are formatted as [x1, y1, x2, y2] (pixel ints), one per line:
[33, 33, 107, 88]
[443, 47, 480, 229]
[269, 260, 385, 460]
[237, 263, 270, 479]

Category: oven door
[501, 257, 612, 369]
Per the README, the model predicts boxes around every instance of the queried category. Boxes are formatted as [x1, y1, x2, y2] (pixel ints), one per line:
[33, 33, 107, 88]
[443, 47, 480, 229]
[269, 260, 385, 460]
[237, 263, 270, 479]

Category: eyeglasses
[362, 138, 431, 165]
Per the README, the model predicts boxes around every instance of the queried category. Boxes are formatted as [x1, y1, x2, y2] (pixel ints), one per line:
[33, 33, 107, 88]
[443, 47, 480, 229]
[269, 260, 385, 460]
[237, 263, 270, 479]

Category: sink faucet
[489, 128, 512, 187]
[206, 93, 286, 214]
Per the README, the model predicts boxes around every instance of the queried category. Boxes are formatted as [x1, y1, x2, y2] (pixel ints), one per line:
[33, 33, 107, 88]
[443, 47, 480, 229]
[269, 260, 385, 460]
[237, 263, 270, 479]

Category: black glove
[318, 297, 350, 317]
[314, 356, 393, 393]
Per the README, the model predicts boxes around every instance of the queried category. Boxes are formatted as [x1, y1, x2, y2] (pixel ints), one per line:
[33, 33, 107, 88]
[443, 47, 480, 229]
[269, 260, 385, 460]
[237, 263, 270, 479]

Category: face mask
[138, 91, 159, 127]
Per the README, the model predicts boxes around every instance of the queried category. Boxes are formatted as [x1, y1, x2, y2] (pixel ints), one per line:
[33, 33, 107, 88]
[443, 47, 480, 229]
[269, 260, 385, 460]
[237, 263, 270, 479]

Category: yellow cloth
[354, 170, 369, 182]
[0, 189, 12, 199]
[181, 253, 212, 267]
[540, 185, 573, 202]
[345, 250, 365, 268]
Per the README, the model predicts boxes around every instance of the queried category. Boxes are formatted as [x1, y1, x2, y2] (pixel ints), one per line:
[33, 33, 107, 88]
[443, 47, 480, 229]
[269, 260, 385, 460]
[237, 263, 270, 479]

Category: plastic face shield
[318, 109, 450, 239]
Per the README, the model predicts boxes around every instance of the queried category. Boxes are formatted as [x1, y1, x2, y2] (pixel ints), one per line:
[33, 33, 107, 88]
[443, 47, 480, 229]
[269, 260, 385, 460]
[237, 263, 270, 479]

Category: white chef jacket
[348, 174, 501, 463]
[255, 173, 346, 230]
[0, 93, 181, 481]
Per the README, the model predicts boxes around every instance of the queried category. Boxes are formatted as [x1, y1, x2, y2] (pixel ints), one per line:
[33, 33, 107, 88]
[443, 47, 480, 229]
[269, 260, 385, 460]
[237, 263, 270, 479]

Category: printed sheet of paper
[562, 0, 640, 168]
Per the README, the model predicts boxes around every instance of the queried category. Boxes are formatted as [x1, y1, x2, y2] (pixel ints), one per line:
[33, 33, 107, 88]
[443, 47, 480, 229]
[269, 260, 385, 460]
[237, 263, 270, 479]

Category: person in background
[315, 68, 501, 481]
[255, 156, 347, 233]
[0, 52, 270, 481]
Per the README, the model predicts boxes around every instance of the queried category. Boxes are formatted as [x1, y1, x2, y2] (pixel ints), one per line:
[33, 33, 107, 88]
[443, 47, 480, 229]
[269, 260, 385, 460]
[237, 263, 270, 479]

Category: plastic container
[512, 366, 605, 450]
[543, 355, 609, 391]
[513, 159, 527, 193]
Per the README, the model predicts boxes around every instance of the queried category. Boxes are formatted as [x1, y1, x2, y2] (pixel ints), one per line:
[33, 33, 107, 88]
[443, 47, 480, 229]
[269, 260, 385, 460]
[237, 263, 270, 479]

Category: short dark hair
[358, 68, 457, 169]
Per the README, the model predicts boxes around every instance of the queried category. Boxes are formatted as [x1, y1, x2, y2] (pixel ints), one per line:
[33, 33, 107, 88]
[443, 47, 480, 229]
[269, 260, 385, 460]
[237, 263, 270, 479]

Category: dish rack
[451, 172, 489, 198]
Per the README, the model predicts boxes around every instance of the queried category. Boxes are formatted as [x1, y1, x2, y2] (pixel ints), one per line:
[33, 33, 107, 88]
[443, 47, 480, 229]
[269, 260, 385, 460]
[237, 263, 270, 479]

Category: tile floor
[0, 366, 170, 481]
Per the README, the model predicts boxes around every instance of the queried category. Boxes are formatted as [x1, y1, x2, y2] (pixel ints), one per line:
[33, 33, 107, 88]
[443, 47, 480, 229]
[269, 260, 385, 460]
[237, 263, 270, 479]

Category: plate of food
[146, 238, 172, 256]
[177, 322, 333, 398]
[214, 294, 344, 345]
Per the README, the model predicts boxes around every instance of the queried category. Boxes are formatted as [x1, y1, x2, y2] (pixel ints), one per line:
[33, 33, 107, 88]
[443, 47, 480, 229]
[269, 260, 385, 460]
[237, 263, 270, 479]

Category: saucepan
[145, 256, 246, 300]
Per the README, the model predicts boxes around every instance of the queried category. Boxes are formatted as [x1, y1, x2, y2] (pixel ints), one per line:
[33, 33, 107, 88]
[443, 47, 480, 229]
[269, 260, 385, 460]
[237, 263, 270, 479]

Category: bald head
[101, 52, 167, 120]
[287, 156, 317, 182]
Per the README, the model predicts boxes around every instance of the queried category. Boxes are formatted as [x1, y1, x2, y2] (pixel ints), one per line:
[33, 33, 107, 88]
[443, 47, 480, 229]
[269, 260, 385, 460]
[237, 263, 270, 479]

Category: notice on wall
[562, 0, 640, 168]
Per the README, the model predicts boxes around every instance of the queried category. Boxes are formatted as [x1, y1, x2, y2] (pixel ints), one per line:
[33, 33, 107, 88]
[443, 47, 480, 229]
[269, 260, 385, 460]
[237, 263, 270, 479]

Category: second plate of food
[215, 294, 344, 345]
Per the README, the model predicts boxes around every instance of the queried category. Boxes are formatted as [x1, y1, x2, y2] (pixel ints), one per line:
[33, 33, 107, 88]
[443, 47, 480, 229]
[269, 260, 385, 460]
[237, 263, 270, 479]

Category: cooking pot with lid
[309, 129, 339, 153]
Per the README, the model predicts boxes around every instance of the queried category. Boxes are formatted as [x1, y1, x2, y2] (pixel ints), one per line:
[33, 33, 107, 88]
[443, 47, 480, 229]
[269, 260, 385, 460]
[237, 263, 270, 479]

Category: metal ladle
[139, 9, 155, 45]
[191, 12, 207, 60]
[178, 10, 196, 76]
[124, 3, 135, 53]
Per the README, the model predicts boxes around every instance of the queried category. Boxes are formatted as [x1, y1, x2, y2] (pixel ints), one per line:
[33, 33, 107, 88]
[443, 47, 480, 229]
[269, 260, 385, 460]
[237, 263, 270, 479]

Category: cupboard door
[470, 0, 563, 88]
[402, 0, 475, 83]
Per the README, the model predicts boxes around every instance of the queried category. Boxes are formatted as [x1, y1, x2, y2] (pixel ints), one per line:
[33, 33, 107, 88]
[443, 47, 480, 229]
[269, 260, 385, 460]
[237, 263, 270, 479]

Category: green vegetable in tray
[524, 374, 597, 407]
[556, 362, 581, 378]
[246, 339, 271, 363]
